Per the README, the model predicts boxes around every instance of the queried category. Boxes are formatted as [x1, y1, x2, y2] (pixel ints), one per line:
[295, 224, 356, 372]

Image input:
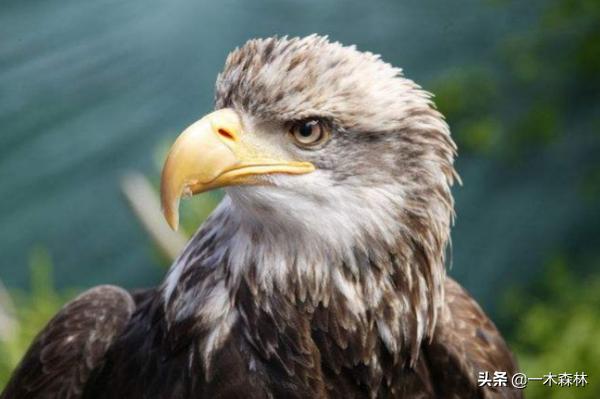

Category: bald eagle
[2, 36, 521, 399]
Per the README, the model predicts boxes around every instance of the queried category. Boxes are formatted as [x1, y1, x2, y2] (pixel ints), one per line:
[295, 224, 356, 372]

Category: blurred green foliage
[433, 0, 599, 160]
[502, 257, 600, 398]
[0, 248, 71, 389]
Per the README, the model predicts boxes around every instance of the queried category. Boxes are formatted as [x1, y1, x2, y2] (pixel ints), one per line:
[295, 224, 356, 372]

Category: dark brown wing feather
[1, 285, 135, 399]
[424, 278, 522, 399]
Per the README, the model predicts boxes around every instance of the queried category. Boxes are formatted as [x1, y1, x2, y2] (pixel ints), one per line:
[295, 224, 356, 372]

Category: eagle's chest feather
[91, 278, 434, 399]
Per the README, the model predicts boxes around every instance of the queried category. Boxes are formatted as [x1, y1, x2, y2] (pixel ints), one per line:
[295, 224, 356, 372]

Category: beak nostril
[217, 128, 236, 141]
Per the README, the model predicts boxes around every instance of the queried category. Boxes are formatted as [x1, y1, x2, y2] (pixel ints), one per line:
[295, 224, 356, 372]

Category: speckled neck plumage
[162, 181, 452, 378]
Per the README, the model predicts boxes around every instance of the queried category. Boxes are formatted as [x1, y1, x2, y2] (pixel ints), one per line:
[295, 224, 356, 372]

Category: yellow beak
[160, 108, 315, 230]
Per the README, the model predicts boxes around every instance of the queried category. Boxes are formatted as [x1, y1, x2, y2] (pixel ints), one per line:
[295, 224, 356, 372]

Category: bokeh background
[1, 0, 598, 396]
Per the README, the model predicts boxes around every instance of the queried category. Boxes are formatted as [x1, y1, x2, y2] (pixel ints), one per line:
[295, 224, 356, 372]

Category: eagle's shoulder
[1, 285, 135, 399]
[424, 278, 522, 399]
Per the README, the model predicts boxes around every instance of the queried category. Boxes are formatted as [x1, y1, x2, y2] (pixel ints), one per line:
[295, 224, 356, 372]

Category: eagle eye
[289, 119, 330, 147]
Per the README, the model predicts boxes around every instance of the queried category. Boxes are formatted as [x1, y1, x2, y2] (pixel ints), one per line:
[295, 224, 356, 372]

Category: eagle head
[162, 35, 456, 249]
